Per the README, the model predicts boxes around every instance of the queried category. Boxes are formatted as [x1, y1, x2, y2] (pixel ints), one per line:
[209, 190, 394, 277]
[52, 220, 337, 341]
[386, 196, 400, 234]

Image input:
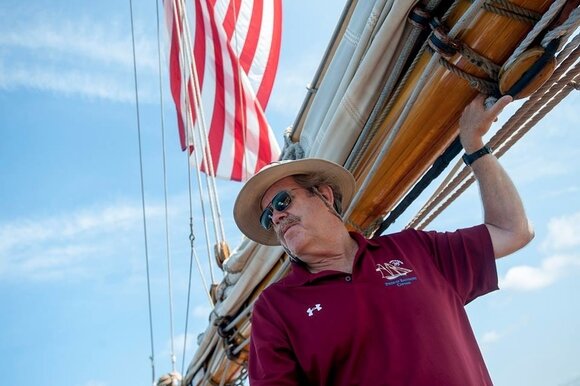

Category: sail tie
[280, 127, 305, 160]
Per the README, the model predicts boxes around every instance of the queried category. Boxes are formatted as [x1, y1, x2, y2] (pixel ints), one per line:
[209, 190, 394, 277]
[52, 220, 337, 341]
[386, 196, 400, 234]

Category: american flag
[165, 0, 282, 181]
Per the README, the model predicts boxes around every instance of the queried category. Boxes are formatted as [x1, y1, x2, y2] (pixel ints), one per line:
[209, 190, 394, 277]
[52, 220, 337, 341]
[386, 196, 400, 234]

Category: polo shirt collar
[281, 232, 379, 286]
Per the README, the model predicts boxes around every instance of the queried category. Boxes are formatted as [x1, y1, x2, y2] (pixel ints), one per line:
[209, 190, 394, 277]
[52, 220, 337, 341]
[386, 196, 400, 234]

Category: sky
[0, 1, 579, 386]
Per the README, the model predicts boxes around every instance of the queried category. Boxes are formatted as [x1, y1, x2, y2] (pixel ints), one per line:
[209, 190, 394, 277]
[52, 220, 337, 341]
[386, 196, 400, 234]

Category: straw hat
[233, 158, 356, 246]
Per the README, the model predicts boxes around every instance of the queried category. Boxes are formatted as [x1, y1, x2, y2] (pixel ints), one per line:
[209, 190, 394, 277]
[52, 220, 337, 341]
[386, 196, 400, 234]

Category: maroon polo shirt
[249, 225, 497, 385]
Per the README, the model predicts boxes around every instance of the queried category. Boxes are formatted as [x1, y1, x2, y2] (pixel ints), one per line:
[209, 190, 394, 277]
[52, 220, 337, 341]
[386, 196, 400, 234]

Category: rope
[129, 0, 156, 383]
[172, 0, 217, 284]
[483, 0, 542, 24]
[170, 1, 216, 378]
[490, 35, 579, 147]
[345, 0, 443, 171]
[503, 0, 568, 70]
[541, 6, 580, 50]
[156, 372, 183, 386]
[181, 154, 215, 376]
[408, 43, 579, 229]
[280, 127, 305, 160]
[437, 53, 500, 94]
[176, 0, 219, 281]
[344, 0, 490, 218]
[459, 44, 501, 79]
[155, 0, 178, 373]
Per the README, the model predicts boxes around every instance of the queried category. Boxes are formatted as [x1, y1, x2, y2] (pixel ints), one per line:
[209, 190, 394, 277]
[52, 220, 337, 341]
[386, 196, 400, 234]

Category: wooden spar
[347, 0, 556, 232]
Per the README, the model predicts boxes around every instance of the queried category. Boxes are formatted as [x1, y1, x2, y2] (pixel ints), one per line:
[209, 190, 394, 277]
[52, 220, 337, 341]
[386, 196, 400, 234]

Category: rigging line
[129, 0, 156, 383]
[181, 0, 225, 243]
[169, 1, 214, 376]
[407, 35, 580, 228]
[417, 72, 578, 230]
[230, 0, 250, 183]
[155, 0, 177, 372]
[413, 61, 580, 230]
[503, 0, 568, 70]
[178, 0, 226, 245]
[343, 0, 490, 219]
[176, 0, 224, 279]
[408, 39, 580, 228]
[172, 0, 217, 285]
[180, 122, 216, 375]
[173, 0, 215, 299]
[345, 0, 443, 171]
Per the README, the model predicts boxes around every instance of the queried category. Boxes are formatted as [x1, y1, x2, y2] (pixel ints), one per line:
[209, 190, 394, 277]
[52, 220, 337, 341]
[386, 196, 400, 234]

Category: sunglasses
[260, 189, 302, 230]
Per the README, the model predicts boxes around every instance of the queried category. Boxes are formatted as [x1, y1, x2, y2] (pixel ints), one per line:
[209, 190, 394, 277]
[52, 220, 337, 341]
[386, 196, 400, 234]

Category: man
[233, 94, 534, 385]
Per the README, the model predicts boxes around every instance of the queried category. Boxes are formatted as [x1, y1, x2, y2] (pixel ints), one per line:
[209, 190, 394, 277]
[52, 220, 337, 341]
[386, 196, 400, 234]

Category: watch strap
[462, 145, 492, 166]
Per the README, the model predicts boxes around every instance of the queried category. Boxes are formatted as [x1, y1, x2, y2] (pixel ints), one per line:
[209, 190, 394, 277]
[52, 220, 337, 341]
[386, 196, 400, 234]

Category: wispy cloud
[499, 211, 580, 291]
[481, 330, 501, 344]
[541, 212, 580, 251]
[0, 7, 159, 102]
[0, 202, 166, 281]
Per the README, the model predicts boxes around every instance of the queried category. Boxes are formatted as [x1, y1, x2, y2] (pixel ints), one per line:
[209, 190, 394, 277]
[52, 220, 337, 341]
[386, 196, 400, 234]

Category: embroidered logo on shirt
[377, 260, 417, 287]
[376, 260, 413, 280]
[306, 303, 322, 316]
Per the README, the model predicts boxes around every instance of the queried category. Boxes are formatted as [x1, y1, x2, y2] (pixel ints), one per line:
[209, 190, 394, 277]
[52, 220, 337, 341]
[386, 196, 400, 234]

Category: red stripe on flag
[193, 0, 207, 91]
[230, 65, 246, 181]
[256, 0, 282, 107]
[168, 3, 187, 151]
[239, 1, 262, 74]
[205, 0, 227, 177]
[255, 98, 272, 174]
[223, 0, 242, 41]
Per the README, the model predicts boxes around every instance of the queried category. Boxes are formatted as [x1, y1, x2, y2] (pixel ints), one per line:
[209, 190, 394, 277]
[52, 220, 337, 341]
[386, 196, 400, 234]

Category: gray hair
[292, 173, 344, 215]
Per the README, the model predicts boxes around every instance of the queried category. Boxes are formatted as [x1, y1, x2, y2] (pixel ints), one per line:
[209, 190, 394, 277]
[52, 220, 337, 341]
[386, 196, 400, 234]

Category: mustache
[276, 215, 301, 239]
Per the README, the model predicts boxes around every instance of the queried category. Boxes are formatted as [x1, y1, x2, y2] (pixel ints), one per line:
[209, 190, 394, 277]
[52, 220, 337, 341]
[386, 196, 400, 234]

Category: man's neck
[304, 232, 359, 274]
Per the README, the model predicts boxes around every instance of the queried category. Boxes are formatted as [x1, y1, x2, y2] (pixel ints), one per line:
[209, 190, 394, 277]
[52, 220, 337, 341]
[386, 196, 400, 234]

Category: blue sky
[1, 1, 579, 386]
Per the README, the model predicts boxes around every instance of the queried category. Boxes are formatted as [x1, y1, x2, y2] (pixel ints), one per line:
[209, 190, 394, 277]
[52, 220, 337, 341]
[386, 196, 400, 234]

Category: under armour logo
[306, 304, 322, 316]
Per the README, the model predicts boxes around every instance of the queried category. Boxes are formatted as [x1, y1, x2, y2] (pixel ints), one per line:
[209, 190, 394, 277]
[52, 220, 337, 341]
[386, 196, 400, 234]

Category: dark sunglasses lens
[260, 208, 273, 230]
[272, 191, 291, 211]
[259, 191, 293, 230]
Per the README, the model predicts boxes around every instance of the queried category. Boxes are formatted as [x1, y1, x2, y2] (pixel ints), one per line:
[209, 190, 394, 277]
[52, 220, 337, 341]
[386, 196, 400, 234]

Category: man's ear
[317, 185, 334, 205]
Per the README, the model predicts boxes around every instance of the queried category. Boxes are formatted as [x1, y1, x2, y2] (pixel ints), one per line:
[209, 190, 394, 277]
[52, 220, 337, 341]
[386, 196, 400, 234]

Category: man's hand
[459, 94, 512, 153]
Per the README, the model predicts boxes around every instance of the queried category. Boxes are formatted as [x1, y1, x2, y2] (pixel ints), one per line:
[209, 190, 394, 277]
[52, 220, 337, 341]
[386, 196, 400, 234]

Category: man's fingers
[487, 95, 512, 118]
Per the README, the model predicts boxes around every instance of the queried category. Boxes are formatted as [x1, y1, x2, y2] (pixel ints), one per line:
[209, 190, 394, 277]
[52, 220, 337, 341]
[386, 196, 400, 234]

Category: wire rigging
[154, 0, 178, 374]
[129, 0, 156, 383]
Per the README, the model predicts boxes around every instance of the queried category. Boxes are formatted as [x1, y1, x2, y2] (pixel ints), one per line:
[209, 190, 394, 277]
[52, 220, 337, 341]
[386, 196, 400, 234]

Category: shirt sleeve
[415, 224, 498, 304]
[249, 293, 304, 386]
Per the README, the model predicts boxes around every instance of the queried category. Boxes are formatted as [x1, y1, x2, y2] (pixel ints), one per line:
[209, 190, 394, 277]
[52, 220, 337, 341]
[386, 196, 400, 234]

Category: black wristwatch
[462, 145, 493, 166]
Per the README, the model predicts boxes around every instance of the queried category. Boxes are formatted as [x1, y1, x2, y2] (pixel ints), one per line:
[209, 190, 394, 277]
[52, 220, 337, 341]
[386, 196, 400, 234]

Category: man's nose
[271, 209, 288, 227]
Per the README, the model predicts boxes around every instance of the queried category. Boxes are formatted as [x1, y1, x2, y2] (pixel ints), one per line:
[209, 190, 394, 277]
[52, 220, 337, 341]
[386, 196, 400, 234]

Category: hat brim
[233, 159, 356, 246]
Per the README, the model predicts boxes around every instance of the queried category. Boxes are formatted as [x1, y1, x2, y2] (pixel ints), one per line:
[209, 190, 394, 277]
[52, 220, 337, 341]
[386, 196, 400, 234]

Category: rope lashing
[428, 18, 460, 57]
[408, 6, 432, 30]
[482, 0, 542, 24]
[435, 49, 501, 95]
[156, 372, 183, 386]
[280, 127, 305, 161]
